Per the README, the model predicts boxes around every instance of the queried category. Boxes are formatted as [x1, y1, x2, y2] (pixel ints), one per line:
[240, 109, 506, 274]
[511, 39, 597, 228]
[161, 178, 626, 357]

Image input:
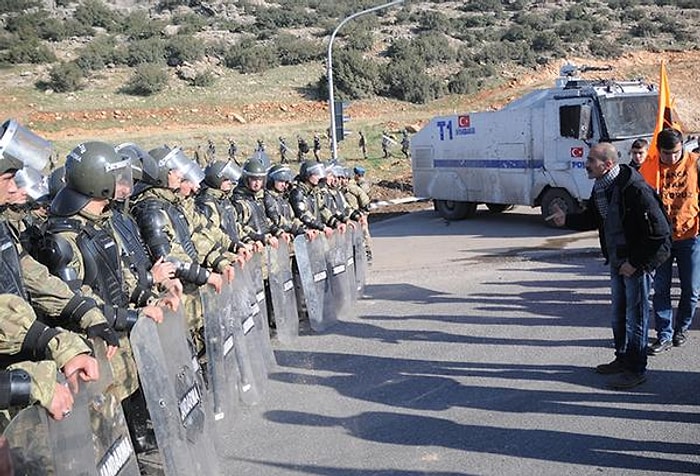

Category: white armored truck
[410, 64, 659, 222]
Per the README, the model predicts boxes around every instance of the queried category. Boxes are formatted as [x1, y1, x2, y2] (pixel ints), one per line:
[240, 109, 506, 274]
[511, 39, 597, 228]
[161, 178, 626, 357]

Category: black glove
[87, 323, 120, 348]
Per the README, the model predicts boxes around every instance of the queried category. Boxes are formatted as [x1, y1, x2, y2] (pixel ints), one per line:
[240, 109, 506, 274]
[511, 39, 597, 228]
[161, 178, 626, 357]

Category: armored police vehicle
[410, 64, 658, 222]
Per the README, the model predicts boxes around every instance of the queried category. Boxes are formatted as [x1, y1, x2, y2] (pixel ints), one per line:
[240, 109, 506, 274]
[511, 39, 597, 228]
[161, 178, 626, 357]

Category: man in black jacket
[551, 142, 671, 390]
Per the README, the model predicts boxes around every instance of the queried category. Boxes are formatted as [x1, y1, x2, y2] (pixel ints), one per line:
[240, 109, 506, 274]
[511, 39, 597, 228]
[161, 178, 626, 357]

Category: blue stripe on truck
[433, 159, 545, 169]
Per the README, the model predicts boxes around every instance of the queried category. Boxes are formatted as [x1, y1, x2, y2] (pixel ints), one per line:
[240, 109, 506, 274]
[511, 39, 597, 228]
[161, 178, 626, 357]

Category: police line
[3, 225, 368, 475]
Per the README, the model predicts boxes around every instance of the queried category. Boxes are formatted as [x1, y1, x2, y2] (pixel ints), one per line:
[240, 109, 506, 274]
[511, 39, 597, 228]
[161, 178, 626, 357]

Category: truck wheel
[486, 203, 515, 213]
[541, 188, 579, 226]
[434, 200, 477, 220]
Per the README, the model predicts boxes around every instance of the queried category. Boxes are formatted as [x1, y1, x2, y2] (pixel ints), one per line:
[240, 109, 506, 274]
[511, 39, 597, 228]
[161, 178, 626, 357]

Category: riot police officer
[289, 161, 344, 238]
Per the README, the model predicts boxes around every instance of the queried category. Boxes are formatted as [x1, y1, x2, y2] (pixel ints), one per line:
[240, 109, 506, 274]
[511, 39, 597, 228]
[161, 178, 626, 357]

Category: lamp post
[327, 0, 405, 161]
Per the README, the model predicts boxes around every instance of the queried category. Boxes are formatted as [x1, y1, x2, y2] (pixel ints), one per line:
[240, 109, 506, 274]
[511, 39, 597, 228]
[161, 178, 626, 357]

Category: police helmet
[47, 166, 65, 199]
[241, 159, 267, 179]
[51, 141, 133, 216]
[0, 119, 52, 175]
[299, 160, 325, 181]
[204, 160, 241, 189]
[266, 164, 293, 188]
[116, 143, 159, 185]
[14, 167, 48, 202]
[149, 145, 204, 187]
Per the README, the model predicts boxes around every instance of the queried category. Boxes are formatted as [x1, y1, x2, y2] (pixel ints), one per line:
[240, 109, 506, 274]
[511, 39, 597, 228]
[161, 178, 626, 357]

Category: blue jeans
[652, 236, 700, 342]
[610, 269, 651, 374]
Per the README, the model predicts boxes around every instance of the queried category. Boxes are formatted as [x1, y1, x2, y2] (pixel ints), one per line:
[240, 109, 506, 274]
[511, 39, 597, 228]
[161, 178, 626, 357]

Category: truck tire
[541, 188, 580, 226]
[434, 199, 477, 220]
[486, 203, 515, 213]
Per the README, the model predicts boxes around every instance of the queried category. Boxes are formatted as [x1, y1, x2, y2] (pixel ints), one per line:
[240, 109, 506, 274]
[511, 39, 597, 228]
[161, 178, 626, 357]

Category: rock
[177, 66, 197, 81]
[230, 113, 246, 124]
[163, 25, 180, 37]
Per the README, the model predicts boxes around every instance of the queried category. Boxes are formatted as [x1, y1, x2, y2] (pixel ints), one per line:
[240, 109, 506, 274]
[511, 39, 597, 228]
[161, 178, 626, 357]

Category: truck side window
[560, 105, 582, 138]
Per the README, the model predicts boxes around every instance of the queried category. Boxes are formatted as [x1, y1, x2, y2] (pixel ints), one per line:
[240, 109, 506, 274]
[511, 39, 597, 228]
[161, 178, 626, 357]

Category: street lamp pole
[327, 0, 404, 162]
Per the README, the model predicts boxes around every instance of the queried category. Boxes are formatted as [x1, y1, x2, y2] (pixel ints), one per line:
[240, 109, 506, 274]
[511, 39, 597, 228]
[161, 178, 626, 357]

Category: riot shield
[325, 231, 354, 321]
[266, 241, 299, 343]
[200, 283, 240, 435]
[246, 253, 277, 371]
[352, 222, 368, 297]
[293, 234, 336, 332]
[4, 405, 53, 475]
[130, 311, 221, 476]
[344, 223, 358, 303]
[4, 341, 139, 476]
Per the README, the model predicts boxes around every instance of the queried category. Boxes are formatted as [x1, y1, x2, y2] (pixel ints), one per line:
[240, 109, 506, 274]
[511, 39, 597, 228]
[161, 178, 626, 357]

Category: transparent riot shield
[294, 234, 336, 332]
[246, 253, 277, 371]
[227, 262, 266, 405]
[130, 311, 221, 476]
[200, 283, 240, 435]
[4, 341, 139, 476]
[344, 223, 359, 303]
[266, 241, 299, 343]
[352, 222, 368, 297]
[325, 231, 354, 321]
[4, 405, 53, 475]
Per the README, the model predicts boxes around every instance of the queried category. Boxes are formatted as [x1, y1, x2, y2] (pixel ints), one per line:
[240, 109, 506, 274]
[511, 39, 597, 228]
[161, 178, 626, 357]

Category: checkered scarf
[593, 164, 620, 221]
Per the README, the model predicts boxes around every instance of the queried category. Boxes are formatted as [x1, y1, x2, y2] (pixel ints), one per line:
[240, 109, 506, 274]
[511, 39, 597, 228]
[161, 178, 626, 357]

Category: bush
[387, 33, 454, 68]
[588, 38, 623, 58]
[254, 5, 310, 30]
[4, 11, 44, 40]
[165, 35, 205, 66]
[448, 69, 481, 95]
[122, 64, 168, 96]
[45, 61, 84, 92]
[76, 35, 123, 71]
[501, 25, 534, 43]
[191, 71, 216, 87]
[172, 12, 209, 34]
[126, 38, 166, 67]
[629, 18, 661, 37]
[224, 39, 279, 74]
[3, 38, 55, 64]
[319, 49, 380, 100]
[555, 20, 593, 42]
[74, 0, 121, 31]
[381, 58, 444, 104]
[416, 10, 449, 33]
[274, 34, 323, 65]
[531, 31, 562, 52]
[0, 0, 39, 14]
[121, 11, 163, 40]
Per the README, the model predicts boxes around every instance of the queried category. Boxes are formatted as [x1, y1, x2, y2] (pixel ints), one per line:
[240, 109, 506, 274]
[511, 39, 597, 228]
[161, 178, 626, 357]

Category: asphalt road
[221, 205, 700, 476]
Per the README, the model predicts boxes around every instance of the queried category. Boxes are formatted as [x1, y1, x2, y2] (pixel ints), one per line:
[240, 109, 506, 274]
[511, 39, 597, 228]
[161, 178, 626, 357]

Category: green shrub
[0, 0, 39, 13]
[121, 11, 163, 40]
[448, 69, 481, 95]
[224, 39, 279, 74]
[191, 71, 216, 87]
[122, 64, 168, 96]
[126, 38, 166, 67]
[274, 34, 323, 65]
[387, 33, 454, 68]
[165, 35, 205, 66]
[512, 12, 552, 30]
[531, 31, 562, 52]
[74, 0, 121, 31]
[3, 38, 55, 64]
[45, 61, 84, 92]
[501, 25, 534, 43]
[4, 11, 44, 40]
[76, 35, 123, 71]
[172, 12, 209, 34]
[416, 10, 449, 33]
[629, 18, 661, 37]
[555, 20, 593, 42]
[320, 49, 380, 100]
[588, 38, 623, 58]
[254, 5, 311, 30]
[381, 58, 444, 104]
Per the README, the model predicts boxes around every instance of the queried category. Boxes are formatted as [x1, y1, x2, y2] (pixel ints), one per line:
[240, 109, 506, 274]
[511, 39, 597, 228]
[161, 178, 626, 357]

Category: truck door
[543, 98, 595, 200]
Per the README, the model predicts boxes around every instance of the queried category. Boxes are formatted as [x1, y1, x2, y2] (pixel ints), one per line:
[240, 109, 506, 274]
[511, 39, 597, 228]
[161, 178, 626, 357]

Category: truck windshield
[599, 95, 658, 140]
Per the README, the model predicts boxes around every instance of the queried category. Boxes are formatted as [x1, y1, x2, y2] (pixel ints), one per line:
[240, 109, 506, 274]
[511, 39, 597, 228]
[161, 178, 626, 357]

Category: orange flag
[640, 61, 684, 190]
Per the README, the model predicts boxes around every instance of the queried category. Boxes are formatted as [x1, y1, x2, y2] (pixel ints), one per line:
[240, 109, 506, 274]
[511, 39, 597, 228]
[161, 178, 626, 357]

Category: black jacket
[565, 164, 671, 272]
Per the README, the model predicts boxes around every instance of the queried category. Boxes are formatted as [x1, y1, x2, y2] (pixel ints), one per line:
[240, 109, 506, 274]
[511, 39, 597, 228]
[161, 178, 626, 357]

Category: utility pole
[327, 0, 405, 161]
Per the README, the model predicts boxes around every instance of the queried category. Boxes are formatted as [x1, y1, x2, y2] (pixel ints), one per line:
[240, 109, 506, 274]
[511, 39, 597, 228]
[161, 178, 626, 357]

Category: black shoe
[647, 339, 672, 355]
[673, 330, 688, 347]
[595, 358, 625, 375]
[608, 371, 647, 390]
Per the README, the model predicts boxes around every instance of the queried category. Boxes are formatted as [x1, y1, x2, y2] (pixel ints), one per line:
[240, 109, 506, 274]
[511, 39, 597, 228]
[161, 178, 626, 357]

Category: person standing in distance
[550, 142, 671, 390]
[628, 138, 649, 170]
[648, 128, 700, 355]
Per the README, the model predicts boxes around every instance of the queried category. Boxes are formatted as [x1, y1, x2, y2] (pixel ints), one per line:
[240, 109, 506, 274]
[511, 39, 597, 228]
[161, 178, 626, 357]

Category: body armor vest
[46, 218, 127, 307]
[197, 192, 241, 242]
[0, 220, 27, 299]
[235, 189, 269, 236]
[110, 210, 152, 282]
[133, 198, 198, 262]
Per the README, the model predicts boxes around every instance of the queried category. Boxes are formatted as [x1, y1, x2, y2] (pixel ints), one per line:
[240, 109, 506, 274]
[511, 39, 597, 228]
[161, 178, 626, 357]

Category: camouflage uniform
[289, 179, 342, 231]
[39, 209, 141, 401]
[195, 186, 247, 251]
[264, 186, 306, 237]
[342, 180, 371, 221]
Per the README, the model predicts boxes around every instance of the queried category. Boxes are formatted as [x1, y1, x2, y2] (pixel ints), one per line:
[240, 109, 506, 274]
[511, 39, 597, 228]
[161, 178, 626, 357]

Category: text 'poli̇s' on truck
[410, 63, 658, 225]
